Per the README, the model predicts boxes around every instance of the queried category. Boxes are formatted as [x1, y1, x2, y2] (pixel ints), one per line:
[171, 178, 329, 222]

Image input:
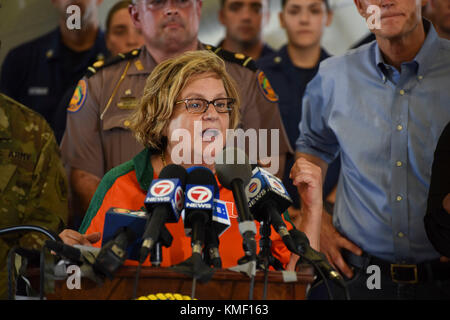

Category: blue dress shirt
[296, 21, 450, 263]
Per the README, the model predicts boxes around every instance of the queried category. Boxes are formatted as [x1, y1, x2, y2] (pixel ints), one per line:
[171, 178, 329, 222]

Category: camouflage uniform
[0, 93, 68, 299]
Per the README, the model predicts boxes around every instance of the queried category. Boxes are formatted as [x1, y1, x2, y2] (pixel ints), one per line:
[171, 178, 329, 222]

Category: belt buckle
[390, 264, 418, 284]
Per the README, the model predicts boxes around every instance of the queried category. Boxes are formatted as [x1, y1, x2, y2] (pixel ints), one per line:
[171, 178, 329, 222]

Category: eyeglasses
[142, 0, 193, 10]
[175, 98, 236, 114]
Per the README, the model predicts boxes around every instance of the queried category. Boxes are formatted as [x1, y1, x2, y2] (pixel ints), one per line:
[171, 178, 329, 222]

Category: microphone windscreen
[186, 166, 217, 188]
[159, 164, 188, 187]
[215, 148, 252, 189]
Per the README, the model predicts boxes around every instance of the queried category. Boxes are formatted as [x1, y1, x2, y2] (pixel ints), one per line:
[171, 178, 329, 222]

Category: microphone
[171, 167, 217, 284]
[185, 166, 231, 268]
[215, 148, 257, 261]
[46, 235, 132, 283]
[289, 228, 345, 287]
[140, 164, 187, 263]
[246, 166, 297, 254]
[45, 240, 98, 266]
[94, 226, 136, 279]
[183, 167, 217, 255]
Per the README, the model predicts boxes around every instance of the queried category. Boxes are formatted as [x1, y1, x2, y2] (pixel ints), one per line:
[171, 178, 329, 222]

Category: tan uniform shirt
[61, 45, 292, 178]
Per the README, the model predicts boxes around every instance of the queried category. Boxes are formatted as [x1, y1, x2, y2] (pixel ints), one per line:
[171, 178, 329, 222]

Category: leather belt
[342, 250, 450, 284]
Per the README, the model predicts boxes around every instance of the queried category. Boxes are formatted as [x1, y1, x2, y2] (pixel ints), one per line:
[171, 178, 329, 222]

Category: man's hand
[320, 211, 362, 279]
[290, 157, 323, 213]
[59, 229, 101, 247]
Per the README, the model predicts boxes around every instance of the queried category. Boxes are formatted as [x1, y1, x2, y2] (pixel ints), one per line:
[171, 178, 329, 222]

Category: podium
[34, 266, 314, 300]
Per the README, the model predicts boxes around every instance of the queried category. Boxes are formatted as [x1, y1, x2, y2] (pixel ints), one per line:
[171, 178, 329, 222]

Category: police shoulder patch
[205, 44, 258, 72]
[257, 71, 278, 103]
[68, 79, 87, 113]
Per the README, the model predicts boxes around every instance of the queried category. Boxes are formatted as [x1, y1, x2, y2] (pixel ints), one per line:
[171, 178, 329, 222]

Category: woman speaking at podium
[59, 50, 323, 270]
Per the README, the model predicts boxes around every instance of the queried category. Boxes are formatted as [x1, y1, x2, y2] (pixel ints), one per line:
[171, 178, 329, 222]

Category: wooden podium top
[38, 265, 314, 300]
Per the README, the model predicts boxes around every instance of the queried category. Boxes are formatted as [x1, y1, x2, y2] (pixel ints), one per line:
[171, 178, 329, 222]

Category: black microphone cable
[0, 225, 61, 300]
[290, 230, 351, 301]
[0, 225, 61, 241]
[295, 254, 335, 300]
[133, 262, 143, 300]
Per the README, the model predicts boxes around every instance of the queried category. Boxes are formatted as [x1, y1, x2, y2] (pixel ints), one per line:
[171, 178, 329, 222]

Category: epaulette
[204, 44, 258, 72]
[85, 48, 141, 78]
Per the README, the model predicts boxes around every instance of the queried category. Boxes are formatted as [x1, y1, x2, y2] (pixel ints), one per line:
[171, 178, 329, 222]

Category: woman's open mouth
[202, 128, 221, 141]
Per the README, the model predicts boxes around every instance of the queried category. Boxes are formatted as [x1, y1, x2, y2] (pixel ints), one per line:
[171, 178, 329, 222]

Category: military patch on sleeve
[67, 80, 87, 113]
[257, 71, 278, 103]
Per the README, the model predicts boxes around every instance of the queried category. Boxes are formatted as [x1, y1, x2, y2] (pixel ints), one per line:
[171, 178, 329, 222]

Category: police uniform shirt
[61, 44, 292, 180]
[0, 28, 108, 137]
[258, 45, 340, 207]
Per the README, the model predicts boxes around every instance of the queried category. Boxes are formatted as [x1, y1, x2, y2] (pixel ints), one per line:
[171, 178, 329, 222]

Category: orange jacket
[80, 148, 293, 268]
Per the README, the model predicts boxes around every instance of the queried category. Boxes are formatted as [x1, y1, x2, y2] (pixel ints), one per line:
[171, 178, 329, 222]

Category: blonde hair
[130, 50, 241, 150]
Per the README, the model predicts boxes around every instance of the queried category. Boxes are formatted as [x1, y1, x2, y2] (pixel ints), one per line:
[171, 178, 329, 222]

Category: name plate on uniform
[28, 87, 49, 96]
[117, 97, 138, 109]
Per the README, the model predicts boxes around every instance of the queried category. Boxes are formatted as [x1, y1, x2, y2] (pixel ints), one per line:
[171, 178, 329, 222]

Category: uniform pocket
[0, 164, 17, 193]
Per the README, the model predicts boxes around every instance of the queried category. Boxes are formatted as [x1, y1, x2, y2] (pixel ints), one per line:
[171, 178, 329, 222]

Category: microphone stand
[171, 213, 215, 299]
[133, 225, 173, 299]
[257, 212, 284, 300]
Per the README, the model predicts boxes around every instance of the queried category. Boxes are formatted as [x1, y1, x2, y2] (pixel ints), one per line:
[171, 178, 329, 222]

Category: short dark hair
[220, 0, 270, 9]
[106, 0, 133, 34]
[281, 0, 330, 10]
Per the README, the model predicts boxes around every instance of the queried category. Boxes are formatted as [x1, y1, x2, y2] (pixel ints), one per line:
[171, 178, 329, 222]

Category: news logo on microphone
[185, 184, 214, 210]
[145, 178, 184, 222]
[246, 167, 292, 212]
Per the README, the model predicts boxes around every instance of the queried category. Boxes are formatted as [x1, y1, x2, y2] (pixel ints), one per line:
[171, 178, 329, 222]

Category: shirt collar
[45, 28, 62, 60]
[374, 19, 439, 81]
[127, 45, 156, 75]
[279, 45, 330, 70]
[133, 148, 155, 192]
[45, 27, 107, 61]
[128, 42, 203, 76]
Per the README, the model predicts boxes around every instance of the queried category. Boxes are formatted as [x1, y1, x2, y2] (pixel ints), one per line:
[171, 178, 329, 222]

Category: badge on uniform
[67, 80, 87, 113]
[257, 71, 278, 103]
[117, 89, 138, 110]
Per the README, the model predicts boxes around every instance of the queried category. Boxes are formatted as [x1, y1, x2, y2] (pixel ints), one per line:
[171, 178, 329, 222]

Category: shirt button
[396, 161, 403, 167]
[397, 125, 403, 131]
[398, 232, 405, 238]
[399, 89, 405, 96]
[123, 120, 131, 127]
[418, 75, 423, 80]
[396, 195, 403, 202]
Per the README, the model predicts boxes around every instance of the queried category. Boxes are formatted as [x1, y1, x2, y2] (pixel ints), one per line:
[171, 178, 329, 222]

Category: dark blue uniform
[0, 28, 108, 142]
[258, 45, 340, 208]
[216, 40, 275, 61]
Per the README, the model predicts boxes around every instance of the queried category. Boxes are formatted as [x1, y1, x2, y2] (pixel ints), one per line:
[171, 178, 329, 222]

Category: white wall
[0, 0, 372, 71]
[200, 0, 371, 55]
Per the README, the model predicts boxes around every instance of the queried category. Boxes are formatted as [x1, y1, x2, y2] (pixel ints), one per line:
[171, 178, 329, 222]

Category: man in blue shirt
[259, 0, 340, 215]
[292, 0, 450, 299]
[0, 0, 108, 143]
